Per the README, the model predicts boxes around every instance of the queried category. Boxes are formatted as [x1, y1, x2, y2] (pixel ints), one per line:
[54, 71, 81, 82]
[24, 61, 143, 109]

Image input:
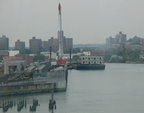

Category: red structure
[56, 59, 66, 65]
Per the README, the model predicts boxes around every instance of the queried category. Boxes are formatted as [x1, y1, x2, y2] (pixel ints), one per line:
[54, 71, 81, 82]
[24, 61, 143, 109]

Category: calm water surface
[0, 63, 144, 113]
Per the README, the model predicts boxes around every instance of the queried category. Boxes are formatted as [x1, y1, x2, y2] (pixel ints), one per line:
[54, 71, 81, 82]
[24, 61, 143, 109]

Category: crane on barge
[56, 3, 66, 65]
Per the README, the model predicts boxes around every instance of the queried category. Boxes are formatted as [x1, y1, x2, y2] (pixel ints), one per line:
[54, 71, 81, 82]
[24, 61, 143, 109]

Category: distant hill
[73, 44, 106, 48]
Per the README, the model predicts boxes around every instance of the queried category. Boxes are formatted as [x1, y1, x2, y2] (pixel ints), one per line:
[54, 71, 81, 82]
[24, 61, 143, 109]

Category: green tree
[109, 56, 124, 63]
[127, 50, 140, 62]
[72, 48, 80, 53]
[33, 54, 45, 62]
[19, 49, 32, 54]
[72, 55, 80, 62]
[105, 48, 118, 55]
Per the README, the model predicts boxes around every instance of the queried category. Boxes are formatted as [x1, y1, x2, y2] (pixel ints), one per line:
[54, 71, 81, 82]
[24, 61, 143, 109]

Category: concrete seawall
[0, 83, 66, 96]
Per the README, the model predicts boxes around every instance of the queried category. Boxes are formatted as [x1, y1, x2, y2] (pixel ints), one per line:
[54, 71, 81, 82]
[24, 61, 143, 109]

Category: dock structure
[0, 65, 68, 96]
[0, 4, 68, 97]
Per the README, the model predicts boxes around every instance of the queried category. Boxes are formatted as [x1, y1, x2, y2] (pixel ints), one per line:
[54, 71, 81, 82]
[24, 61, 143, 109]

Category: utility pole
[49, 84, 56, 112]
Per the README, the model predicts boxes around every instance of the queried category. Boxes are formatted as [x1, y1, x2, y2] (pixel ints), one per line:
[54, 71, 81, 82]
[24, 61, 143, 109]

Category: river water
[0, 63, 144, 113]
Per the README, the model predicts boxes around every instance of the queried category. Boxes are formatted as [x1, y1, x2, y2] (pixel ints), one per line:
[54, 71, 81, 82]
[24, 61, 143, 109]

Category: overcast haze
[0, 0, 144, 46]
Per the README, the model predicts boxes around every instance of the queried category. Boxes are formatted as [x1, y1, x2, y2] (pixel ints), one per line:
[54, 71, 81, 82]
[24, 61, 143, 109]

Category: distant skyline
[0, 0, 144, 46]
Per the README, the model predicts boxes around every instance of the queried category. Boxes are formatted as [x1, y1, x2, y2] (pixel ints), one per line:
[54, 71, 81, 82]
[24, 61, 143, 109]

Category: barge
[76, 55, 105, 70]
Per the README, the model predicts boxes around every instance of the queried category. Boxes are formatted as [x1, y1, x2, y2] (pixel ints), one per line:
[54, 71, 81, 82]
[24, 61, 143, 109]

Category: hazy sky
[0, 0, 144, 46]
